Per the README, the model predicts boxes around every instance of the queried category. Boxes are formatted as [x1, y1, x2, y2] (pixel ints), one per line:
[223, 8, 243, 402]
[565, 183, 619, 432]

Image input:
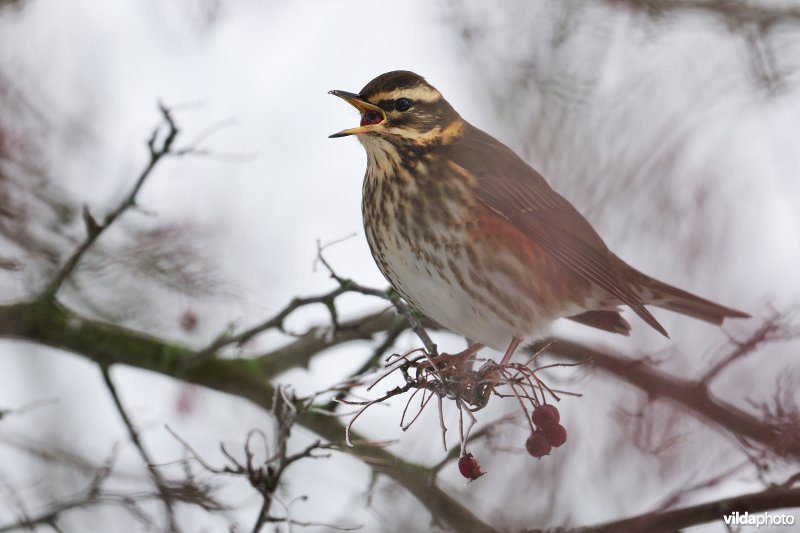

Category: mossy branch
[0, 299, 499, 533]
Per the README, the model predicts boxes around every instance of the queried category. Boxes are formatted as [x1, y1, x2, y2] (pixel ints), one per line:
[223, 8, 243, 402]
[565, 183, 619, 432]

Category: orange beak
[328, 90, 386, 138]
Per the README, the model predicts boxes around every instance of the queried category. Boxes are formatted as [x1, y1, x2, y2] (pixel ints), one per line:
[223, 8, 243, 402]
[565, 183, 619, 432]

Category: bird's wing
[448, 125, 668, 337]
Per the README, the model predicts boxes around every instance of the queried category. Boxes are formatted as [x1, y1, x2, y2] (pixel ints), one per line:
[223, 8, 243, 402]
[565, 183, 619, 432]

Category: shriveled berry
[458, 453, 483, 481]
[531, 404, 560, 429]
[525, 432, 551, 458]
[543, 424, 567, 447]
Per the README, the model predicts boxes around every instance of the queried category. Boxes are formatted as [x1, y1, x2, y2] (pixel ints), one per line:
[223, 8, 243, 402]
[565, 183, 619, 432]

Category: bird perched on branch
[329, 70, 749, 364]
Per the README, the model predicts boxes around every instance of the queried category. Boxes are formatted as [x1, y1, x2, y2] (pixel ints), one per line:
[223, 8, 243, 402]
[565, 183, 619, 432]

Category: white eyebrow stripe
[370, 85, 442, 103]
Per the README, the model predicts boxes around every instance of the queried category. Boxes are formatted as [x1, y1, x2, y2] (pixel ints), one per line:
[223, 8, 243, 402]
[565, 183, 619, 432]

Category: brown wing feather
[567, 310, 632, 335]
[448, 124, 669, 337]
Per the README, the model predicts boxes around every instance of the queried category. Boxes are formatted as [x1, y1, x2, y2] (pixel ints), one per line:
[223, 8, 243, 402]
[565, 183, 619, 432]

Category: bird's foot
[419, 343, 485, 373]
[499, 336, 523, 366]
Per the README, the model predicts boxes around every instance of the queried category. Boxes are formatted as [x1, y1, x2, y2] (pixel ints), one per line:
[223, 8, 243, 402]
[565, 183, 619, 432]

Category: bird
[329, 70, 749, 364]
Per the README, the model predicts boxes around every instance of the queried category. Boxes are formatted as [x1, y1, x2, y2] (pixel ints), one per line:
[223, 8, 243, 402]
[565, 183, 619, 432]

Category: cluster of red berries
[525, 404, 567, 458]
[458, 404, 568, 482]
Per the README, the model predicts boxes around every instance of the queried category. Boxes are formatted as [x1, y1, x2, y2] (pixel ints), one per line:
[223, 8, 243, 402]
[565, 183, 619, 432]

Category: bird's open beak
[328, 90, 386, 138]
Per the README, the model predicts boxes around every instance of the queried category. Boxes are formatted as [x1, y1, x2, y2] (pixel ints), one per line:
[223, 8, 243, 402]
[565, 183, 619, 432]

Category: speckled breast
[359, 137, 587, 351]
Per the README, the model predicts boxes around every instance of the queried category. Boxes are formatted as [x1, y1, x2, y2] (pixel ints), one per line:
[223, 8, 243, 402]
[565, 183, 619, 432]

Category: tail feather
[643, 277, 750, 325]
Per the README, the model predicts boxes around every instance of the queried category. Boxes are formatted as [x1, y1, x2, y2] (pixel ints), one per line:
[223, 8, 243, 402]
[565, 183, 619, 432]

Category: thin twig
[201, 284, 358, 354]
[0, 397, 59, 420]
[0, 448, 185, 533]
[316, 241, 439, 356]
[198, 240, 439, 362]
[100, 365, 180, 532]
[42, 104, 181, 298]
[165, 425, 232, 474]
[327, 318, 407, 410]
[701, 313, 797, 383]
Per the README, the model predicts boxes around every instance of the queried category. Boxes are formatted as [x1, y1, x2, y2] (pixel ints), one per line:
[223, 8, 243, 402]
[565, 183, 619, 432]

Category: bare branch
[198, 244, 438, 359]
[315, 241, 439, 356]
[0, 452, 117, 533]
[542, 339, 797, 458]
[201, 284, 364, 353]
[0, 398, 58, 420]
[612, 0, 800, 30]
[100, 365, 180, 532]
[0, 446, 223, 532]
[167, 409, 352, 533]
[327, 318, 408, 410]
[701, 311, 799, 383]
[41, 104, 181, 298]
[576, 485, 800, 533]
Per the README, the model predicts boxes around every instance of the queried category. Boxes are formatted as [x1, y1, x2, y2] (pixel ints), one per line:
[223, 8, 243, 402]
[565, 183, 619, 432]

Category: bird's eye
[394, 98, 412, 112]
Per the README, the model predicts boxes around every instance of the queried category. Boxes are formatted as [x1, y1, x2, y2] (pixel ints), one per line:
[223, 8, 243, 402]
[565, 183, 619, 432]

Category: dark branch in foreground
[576, 484, 800, 533]
[0, 299, 498, 533]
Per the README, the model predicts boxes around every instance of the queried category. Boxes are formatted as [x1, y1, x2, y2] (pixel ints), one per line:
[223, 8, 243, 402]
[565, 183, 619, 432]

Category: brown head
[329, 70, 463, 147]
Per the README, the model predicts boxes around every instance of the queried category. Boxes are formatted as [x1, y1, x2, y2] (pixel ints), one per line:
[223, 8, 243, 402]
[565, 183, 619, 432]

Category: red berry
[458, 453, 483, 481]
[543, 424, 567, 447]
[525, 432, 551, 458]
[531, 404, 560, 429]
